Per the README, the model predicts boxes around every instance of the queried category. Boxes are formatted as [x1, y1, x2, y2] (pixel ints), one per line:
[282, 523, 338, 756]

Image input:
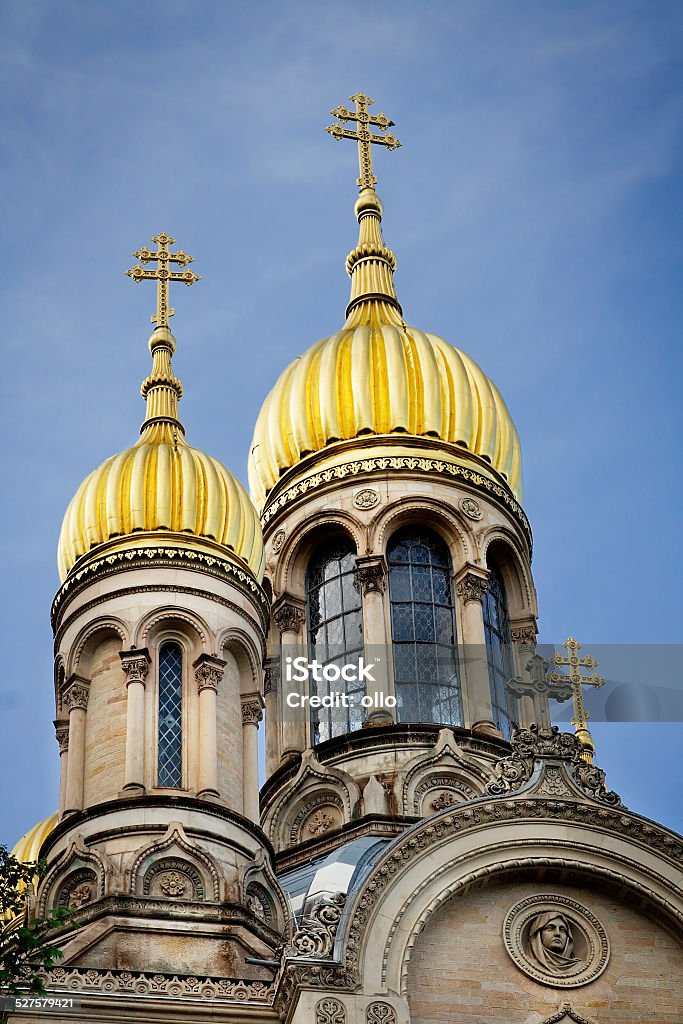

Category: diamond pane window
[483, 562, 516, 737]
[306, 539, 364, 743]
[158, 641, 183, 788]
[388, 527, 462, 726]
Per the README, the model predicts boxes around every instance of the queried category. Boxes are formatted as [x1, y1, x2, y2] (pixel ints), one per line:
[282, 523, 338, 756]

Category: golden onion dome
[248, 186, 522, 513]
[58, 272, 264, 581]
[11, 812, 59, 864]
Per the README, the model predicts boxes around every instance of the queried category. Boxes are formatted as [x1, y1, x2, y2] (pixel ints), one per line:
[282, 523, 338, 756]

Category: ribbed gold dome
[58, 322, 264, 581]
[248, 188, 522, 512]
[11, 813, 59, 864]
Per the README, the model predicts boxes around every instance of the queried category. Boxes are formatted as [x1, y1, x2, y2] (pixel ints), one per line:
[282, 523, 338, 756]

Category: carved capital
[119, 648, 151, 686]
[353, 555, 387, 596]
[54, 720, 69, 754]
[193, 653, 226, 693]
[242, 693, 264, 726]
[273, 596, 306, 636]
[263, 657, 279, 696]
[455, 566, 489, 604]
[62, 674, 90, 712]
[510, 620, 538, 649]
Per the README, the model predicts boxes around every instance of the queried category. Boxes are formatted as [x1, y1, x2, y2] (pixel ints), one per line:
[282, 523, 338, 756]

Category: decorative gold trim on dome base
[261, 435, 532, 552]
[51, 532, 270, 633]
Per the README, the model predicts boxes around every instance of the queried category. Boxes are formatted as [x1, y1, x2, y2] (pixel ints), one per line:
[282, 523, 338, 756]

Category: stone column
[354, 555, 393, 726]
[510, 620, 538, 727]
[263, 656, 280, 777]
[455, 565, 498, 736]
[241, 694, 264, 823]
[54, 720, 69, 818]
[120, 648, 150, 795]
[273, 595, 306, 760]
[62, 674, 90, 815]
[193, 653, 226, 800]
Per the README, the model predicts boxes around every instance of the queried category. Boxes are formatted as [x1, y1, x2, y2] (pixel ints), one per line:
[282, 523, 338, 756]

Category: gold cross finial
[326, 93, 401, 190]
[125, 232, 200, 327]
[546, 637, 605, 763]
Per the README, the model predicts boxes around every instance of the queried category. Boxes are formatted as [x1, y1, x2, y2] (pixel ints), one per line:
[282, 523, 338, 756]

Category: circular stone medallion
[459, 497, 482, 520]
[503, 894, 609, 988]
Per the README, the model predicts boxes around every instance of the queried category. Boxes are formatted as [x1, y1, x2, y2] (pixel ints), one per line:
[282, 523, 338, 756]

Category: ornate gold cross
[546, 637, 605, 763]
[326, 93, 401, 189]
[125, 233, 200, 327]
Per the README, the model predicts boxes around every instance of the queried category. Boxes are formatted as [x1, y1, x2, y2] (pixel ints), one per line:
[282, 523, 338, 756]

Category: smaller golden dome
[11, 813, 59, 864]
[57, 324, 264, 581]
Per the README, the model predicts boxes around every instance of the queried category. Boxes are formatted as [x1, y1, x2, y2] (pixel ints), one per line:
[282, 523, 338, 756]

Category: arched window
[483, 562, 515, 736]
[306, 538, 364, 743]
[388, 527, 462, 726]
[158, 641, 183, 787]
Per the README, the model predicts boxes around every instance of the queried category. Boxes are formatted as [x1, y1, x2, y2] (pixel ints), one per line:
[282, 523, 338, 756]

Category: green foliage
[0, 844, 73, 1011]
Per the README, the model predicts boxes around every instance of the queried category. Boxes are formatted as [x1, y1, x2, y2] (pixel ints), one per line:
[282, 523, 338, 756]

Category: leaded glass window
[483, 563, 515, 736]
[158, 641, 183, 787]
[306, 539, 364, 743]
[388, 527, 462, 725]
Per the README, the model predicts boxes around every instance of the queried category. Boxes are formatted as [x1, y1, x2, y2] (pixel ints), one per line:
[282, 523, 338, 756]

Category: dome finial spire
[326, 94, 404, 324]
[125, 233, 201, 432]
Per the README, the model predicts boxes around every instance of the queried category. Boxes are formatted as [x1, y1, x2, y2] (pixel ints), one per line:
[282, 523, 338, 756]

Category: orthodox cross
[125, 233, 200, 327]
[546, 637, 605, 763]
[326, 93, 401, 189]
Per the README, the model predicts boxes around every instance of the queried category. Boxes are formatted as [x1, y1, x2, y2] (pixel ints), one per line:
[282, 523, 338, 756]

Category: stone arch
[400, 729, 490, 816]
[370, 496, 475, 570]
[66, 617, 128, 677]
[273, 511, 365, 600]
[133, 605, 212, 651]
[127, 821, 221, 902]
[239, 847, 288, 933]
[217, 627, 262, 695]
[340, 806, 683, 1000]
[481, 528, 536, 619]
[38, 834, 111, 916]
[264, 750, 361, 849]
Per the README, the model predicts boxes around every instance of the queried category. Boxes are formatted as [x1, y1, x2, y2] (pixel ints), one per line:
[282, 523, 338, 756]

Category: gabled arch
[400, 729, 490, 816]
[38, 834, 112, 916]
[127, 821, 221, 902]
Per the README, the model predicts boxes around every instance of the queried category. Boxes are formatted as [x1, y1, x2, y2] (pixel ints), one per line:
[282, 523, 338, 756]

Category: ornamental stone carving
[159, 871, 187, 897]
[430, 791, 457, 811]
[487, 725, 621, 805]
[54, 723, 69, 754]
[455, 570, 488, 604]
[353, 487, 380, 510]
[459, 496, 482, 520]
[316, 998, 345, 1024]
[273, 598, 305, 636]
[57, 869, 97, 910]
[511, 623, 537, 647]
[354, 555, 387, 596]
[242, 698, 264, 726]
[542, 1003, 596, 1024]
[271, 529, 286, 554]
[367, 1003, 397, 1024]
[62, 676, 90, 712]
[194, 654, 225, 693]
[503, 895, 610, 988]
[119, 648, 151, 685]
[306, 809, 335, 836]
[290, 892, 347, 959]
[245, 882, 274, 925]
[142, 858, 205, 901]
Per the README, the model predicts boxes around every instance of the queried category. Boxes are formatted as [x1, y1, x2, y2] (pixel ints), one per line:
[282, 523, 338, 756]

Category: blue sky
[1, 0, 681, 845]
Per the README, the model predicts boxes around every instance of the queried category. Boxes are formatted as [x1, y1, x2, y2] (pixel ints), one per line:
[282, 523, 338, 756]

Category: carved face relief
[504, 896, 609, 987]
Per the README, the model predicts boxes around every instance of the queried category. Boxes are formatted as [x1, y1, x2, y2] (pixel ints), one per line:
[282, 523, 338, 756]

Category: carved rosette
[194, 654, 225, 694]
[290, 892, 347, 959]
[119, 648, 151, 686]
[316, 998, 346, 1024]
[353, 556, 387, 596]
[273, 598, 305, 636]
[367, 1003, 397, 1024]
[456, 570, 489, 604]
[242, 698, 264, 726]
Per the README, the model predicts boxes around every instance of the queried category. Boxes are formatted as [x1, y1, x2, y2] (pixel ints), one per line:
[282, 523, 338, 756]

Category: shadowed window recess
[306, 539, 365, 743]
[158, 641, 183, 787]
[483, 562, 516, 737]
[388, 527, 462, 726]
